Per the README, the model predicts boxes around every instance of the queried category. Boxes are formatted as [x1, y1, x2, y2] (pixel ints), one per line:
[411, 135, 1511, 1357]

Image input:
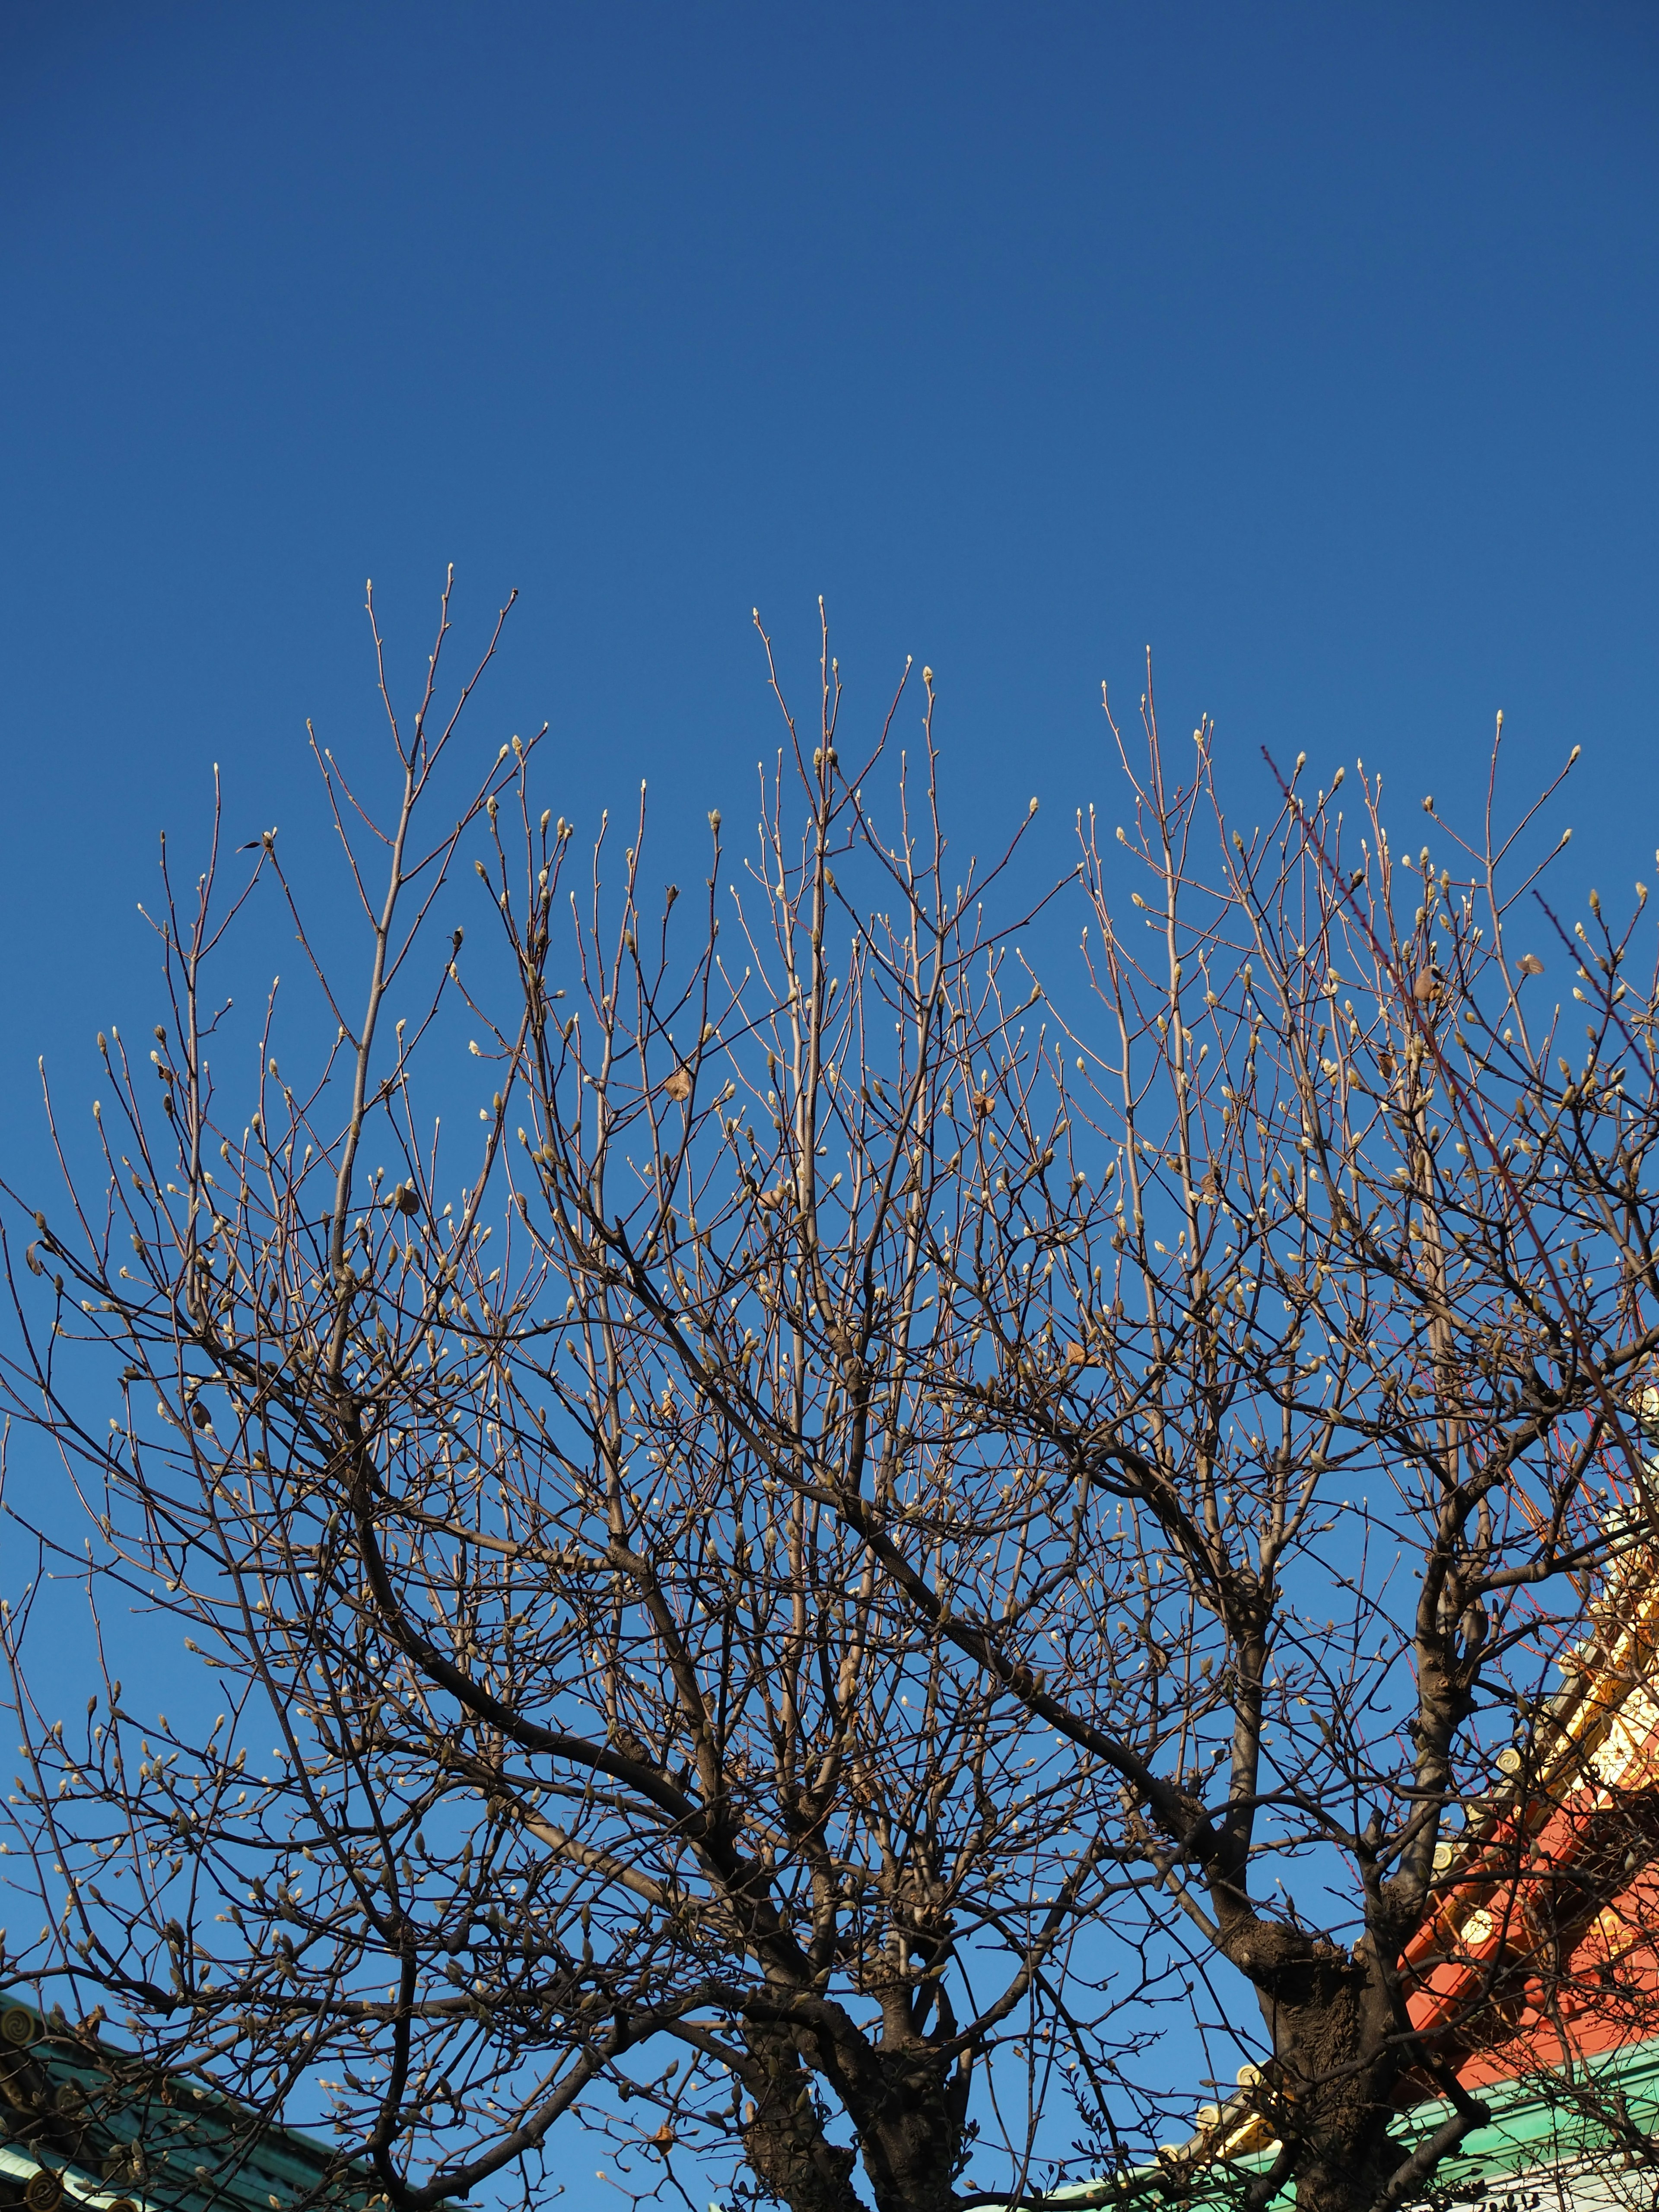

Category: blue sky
[2, 0, 1655, 1157]
[0, 3, 1656, 2202]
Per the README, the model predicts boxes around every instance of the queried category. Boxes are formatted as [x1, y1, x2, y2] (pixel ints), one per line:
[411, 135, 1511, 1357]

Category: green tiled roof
[0, 2008, 371, 2212]
[1387, 2043, 1659, 2209]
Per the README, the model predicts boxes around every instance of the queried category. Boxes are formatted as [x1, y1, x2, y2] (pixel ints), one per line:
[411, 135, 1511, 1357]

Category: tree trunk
[1255, 1955, 1410, 2212]
[741, 2020, 969, 2212]
[838, 2049, 968, 2212]
[741, 2030, 863, 2212]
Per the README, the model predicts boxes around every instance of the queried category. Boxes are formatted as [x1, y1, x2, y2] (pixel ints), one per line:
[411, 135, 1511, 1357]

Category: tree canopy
[4, 584, 1658, 2212]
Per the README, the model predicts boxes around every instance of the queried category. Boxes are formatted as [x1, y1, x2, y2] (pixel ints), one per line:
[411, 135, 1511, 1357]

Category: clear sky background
[2, 0, 1656, 1147]
[0, 4, 1656, 2203]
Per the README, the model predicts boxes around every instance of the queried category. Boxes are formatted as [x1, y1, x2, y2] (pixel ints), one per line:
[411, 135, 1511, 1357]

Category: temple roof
[0, 2007, 368, 2212]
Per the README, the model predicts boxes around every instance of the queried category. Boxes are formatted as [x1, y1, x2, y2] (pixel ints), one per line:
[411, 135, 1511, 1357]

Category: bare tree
[3, 583, 1658, 2212]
